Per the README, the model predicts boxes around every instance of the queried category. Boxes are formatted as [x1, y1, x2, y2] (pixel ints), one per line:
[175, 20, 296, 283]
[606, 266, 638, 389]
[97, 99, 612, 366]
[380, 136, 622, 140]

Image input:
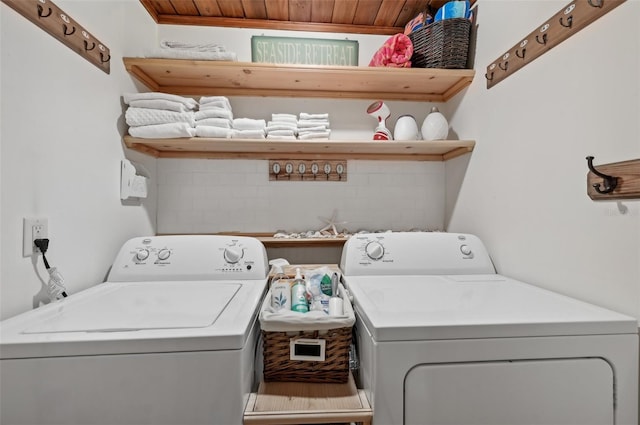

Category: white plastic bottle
[270, 263, 291, 311]
[290, 268, 309, 313]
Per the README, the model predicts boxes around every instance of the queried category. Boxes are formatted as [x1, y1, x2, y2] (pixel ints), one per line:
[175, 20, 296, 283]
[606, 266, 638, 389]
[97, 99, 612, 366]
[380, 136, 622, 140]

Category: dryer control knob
[224, 247, 243, 264]
[135, 248, 149, 261]
[460, 244, 472, 255]
[365, 241, 385, 260]
[157, 249, 171, 261]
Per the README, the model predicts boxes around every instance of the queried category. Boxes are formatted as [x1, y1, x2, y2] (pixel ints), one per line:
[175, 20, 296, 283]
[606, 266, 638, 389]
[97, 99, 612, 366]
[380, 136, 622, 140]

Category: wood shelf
[160, 233, 350, 248]
[123, 58, 475, 102]
[124, 136, 475, 161]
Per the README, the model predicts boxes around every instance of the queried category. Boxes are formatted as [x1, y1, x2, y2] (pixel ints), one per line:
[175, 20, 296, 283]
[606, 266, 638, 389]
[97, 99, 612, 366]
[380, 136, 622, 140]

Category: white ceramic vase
[394, 115, 420, 141]
[421, 107, 449, 141]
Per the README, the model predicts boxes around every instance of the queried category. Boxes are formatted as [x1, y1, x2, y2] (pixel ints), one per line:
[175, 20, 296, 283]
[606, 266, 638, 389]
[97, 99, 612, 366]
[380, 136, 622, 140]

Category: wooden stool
[243, 373, 372, 425]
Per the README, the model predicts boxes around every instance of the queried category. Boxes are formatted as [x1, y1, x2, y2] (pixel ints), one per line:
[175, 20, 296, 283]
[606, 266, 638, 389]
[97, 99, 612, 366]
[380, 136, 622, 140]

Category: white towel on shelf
[266, 122, 298, 131]
[298, 130, 331, 140]
[196, 118, 231, 128]
[199, 100, 231, 111]
[128, 122, 196, 139]
[267, 134, 297, 140]
[126, 107, 195, 127]
[144, 49, 237, 61]
[129, 99, 193, 112]
[123, 92, 197, 109]
[195, 108, 233, 121]
[271, 113, 298, 124]
[300, 113, 329, 120]
[298, 119, 330, 128]
[232, 129, 265, 139]
[232, 118, 266, 131]
[199, 96, 232, 110]
[160, 41, 226, 52]
[267, 129, 295, 137]
[294, 125, 325, 132]
[195, 126, 232, 138]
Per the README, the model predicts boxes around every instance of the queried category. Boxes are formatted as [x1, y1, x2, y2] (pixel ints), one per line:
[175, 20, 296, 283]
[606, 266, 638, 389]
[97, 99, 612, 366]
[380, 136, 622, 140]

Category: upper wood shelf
[123, 58, 475, 102]
[124, 136, 475, 161]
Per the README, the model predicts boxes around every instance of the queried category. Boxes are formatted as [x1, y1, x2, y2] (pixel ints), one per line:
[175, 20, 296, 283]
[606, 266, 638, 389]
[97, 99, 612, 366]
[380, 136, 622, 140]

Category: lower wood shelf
[243, 374, 372, 425]
[124, 136, 475, 161]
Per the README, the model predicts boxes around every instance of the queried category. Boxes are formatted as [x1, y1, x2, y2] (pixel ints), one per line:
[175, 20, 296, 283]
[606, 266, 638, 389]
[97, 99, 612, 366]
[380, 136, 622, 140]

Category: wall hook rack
[2, 0, 111, 74]
[486, 0, 626, 89]
[586, 156, 640, 200]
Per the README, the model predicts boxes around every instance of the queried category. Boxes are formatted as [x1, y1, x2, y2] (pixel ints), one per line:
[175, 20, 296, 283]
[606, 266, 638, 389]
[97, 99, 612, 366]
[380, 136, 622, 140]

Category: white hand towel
[266, 122, 298, 131]
[267, 135, 297, 140]
[271, 113, 298, 124]
[232, 118, 266, 130]
[195, 126, 232, 138]
[200, 96, 232, 109]
[298, 120, 329, 129]
[129, 99, 192, 112]
[199, 100, 232, 111]
[128, 122, 196, 139]
[144, 49, 237, 61]
[267, 129, 295, 137]
[298, 130, 331, 140]
[126, 107, 195, 127]
[161, 41, 226, 52]
[232, 129, 265, 139]
[293, 125, 325, 132]
[300, 113, 329, 120]
[123, 92, 197, 109]
[196, 118, 231, 128]
[195, 108, 233, 121]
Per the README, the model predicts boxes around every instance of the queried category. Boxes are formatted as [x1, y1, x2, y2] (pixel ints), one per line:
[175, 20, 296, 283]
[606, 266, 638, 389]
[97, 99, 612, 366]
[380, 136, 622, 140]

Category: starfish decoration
[318, 209, 347, 236]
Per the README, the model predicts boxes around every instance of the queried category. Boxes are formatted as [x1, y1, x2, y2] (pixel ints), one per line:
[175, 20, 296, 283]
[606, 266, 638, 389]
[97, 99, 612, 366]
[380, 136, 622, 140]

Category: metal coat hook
[485, 72, 494, 81]
[559, 15, 573, 28]
[535, 33, 548, 45]
[84, 40, 95, 51]
[516, 48, 526, 59]
[498, 61, 508, 71]
[100, 52, 111, 63]
[588, 0, 603, 7]
[586, 156, 618, 194]
[63, 23, 75, 36]
[37, 4, 52, 18]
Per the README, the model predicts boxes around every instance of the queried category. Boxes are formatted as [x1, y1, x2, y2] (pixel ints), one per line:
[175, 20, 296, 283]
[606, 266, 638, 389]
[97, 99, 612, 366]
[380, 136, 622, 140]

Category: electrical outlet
[23, 217, 48, 257]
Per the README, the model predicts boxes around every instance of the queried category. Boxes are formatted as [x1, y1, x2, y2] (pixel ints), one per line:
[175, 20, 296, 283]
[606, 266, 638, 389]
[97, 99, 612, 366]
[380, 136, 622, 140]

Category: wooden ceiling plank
[265, 0, 288, 20]
[311, 0, 335, 23]
[374, 0, 405, 26]
[331, 0, 357, 24]
[193, 0, 222, 16]
[217, 0, 245, 17]
[139, 0, 161, 22]
[289, 0, 312, 22]
[170, 0, 199, 15]
[147, 0, 177, 14]
[353, 0, 383, 25]
[241, 0, 267, 18]
[394, 0, 426, 27]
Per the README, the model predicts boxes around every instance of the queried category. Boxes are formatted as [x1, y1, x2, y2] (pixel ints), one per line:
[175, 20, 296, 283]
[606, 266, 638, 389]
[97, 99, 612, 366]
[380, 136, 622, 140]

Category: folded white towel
[196, 118, 231, 128]
[200, 96, 232, 109]
[195, 108, 233, 121]
[129, 99, 192, 112]
[268, 129, 295, 137]
[129, 122, 196, 139]
[232, 129, 265, 139]
[123, 92, 198, 109]
[298, 120, 329, 129]
[267, 134, 297, 140]
[266, 122, 298, 131]
[126, 107, 195, 127]
[300, 113, 329, 120]
[298, 130, 331, 140]
[161, 41, 226, 52]
[271, 113, 298, 124]
[293, 125, 325, 132]
[233, 118, 266, 130]
[144, 49, 238, 61]
[195, 126, 232, 138]
[199, 100, 232, 111]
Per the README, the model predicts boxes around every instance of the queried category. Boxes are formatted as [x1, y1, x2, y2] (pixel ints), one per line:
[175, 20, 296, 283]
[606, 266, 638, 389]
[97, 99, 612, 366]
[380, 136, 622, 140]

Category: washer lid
[23, 282, 239, 333]
[344, 274, 637, 341]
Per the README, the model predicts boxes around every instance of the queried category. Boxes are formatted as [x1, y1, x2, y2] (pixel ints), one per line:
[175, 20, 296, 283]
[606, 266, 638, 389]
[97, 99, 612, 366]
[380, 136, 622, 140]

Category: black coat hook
[536, 33, 548, 45]
[100, 52, 111, 63]
[63, 24, 75, 36]
[84, 40, 96, 51]
[498, 61, 508, 71]
[586, 156, 618, 194]
[559, 15, 573, 28]
[485, 72, 494, 81]
[37, 4, 52, 18]
[516, 48, 526, 59]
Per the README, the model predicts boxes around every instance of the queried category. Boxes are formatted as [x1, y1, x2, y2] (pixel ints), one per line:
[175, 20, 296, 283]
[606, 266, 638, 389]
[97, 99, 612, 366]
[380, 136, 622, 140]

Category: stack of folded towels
[195, 96, 234, 138]
[232, 118, 266, 139]
[297, 113, 331, 140]
[266, 113, 298, 140]
[146, 40, 237, 61]
[124, 92, 197, 138]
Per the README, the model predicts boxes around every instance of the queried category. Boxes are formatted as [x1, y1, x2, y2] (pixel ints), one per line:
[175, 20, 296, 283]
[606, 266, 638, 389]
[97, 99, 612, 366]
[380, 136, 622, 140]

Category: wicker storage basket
[260, 283, 355, 384]
[408, 18, 471, 69]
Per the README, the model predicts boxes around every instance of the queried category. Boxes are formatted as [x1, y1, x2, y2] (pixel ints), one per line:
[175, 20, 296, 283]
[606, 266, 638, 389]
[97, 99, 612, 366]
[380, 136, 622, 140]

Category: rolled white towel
[267, 134, 297, 140]
[129, 99, 193, 112]
[233, 118, 266, 130]
[300, 113, 329, 120]
[196, 118, 231, 128]
[123, 92, 198, 110]
[195, 108, 233, 121]
[195, 126, 232, 138]
[268, 129, 295, 137]
[232, 129, 265, 139]
[128, 122, 196, 139]
[200, 96, 232, 109]
[126, 107, 195, 127]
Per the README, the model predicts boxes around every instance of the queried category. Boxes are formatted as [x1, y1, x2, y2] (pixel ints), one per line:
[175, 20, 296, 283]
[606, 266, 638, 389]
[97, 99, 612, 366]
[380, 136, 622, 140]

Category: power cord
[34, 238, 68, 301]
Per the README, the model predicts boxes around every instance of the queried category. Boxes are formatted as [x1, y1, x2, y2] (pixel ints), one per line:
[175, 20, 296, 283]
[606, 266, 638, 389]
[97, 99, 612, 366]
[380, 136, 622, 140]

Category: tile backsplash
[157, 159, 445, 234]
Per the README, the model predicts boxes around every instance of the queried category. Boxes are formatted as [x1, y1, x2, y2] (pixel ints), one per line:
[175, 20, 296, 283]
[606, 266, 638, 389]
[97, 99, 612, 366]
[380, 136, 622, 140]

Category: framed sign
[251, 36, 358, 66]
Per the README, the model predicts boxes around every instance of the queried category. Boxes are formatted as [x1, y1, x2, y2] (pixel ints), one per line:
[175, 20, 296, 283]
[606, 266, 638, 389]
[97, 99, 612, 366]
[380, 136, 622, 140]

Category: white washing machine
[340, 232, 638, 425]
[0, 235, 269, 425]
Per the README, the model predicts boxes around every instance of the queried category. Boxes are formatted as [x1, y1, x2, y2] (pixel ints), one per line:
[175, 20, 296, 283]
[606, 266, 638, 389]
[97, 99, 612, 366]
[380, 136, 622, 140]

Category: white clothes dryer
[0, 235, 269, 425]
[340, 232, 638, 425]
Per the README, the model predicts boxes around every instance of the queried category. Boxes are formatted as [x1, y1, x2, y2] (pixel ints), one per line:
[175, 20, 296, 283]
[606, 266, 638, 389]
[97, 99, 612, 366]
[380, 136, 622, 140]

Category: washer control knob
[135, 248, 149, 261]
[157, 249, 171, 261]
[224, 247, 243, 264]
[365, 241, 385, 260]
[460, 244, 472, 256]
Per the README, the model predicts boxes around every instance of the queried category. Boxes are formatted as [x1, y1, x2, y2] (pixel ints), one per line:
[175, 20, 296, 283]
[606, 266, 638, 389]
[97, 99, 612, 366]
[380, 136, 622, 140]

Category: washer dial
[224, 247, 243, 264]
[365, 241, 385, 260]
[157, 249, 171, 261]
[135, 248, 149, 261]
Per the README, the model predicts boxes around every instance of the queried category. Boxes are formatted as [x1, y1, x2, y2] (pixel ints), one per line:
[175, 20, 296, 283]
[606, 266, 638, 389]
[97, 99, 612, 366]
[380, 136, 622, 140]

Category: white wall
[447, 0, 640, 319]
[0, 0, 157, 319]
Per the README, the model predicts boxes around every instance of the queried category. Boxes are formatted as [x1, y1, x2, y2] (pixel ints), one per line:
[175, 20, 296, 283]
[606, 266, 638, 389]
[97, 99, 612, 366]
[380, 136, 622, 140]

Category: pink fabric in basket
[369, 33, 413, 68]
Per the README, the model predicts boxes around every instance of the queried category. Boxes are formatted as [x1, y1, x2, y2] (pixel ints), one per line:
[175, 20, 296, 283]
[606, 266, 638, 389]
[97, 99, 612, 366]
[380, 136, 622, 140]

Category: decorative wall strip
[586, 156, 640, 200]
[2, 0, 111, 74]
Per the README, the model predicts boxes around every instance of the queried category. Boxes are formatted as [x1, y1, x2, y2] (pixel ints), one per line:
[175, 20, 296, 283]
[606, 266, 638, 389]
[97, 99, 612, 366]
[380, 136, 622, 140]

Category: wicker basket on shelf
[408, 18, 472, 69]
